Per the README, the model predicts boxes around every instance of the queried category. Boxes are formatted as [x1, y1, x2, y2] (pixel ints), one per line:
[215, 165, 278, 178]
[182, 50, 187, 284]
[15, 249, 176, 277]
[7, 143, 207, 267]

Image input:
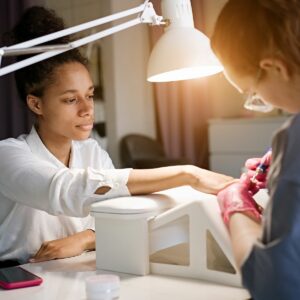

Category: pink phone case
[0, 267, 43, 290]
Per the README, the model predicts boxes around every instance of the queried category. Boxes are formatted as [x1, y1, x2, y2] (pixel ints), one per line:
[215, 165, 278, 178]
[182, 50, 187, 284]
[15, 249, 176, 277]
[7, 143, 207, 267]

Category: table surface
[0, 251, 250, 300]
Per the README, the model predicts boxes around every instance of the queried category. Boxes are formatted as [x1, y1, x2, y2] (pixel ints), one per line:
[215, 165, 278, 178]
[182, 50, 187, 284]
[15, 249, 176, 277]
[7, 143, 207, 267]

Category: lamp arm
[0, 1, 163, 77]
[5, 3, 147, 52]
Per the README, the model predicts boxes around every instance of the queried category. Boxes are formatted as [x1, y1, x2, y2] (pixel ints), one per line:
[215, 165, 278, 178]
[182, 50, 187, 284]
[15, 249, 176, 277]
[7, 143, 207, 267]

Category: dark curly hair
[7, 6, 88, 103]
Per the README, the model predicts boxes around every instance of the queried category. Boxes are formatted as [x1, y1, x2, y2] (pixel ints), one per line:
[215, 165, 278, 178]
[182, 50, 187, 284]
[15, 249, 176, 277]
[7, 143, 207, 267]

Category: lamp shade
[147, 0, 223, 82]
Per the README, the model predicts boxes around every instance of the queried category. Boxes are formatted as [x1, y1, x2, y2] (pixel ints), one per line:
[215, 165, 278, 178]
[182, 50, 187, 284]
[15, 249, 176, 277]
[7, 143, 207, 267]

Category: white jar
[85, 274, 120, 300]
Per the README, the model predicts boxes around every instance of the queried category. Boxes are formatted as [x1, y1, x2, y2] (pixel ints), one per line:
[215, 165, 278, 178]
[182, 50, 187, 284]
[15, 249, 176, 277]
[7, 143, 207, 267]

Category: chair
[120, 134, 189, 168]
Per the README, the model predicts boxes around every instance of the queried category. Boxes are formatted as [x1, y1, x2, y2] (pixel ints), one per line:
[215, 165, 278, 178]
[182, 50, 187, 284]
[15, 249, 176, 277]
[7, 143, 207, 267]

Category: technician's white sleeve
[0, 141, 131, 217]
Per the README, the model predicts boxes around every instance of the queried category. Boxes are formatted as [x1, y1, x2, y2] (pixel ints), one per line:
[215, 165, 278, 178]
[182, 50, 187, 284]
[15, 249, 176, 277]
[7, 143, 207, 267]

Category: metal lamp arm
[0, 1, 163, 77]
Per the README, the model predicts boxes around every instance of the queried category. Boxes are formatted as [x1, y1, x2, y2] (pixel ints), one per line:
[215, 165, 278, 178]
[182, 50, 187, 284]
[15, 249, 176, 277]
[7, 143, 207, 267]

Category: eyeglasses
[243, 68, 274, 113]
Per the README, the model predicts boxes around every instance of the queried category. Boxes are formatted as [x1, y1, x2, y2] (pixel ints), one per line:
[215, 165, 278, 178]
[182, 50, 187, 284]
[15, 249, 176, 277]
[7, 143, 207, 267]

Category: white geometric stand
[91, 186, 244, 287]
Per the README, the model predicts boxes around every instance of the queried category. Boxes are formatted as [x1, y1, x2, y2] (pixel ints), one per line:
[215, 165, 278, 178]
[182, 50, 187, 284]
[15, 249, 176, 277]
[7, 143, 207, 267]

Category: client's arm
[29, 229, 95, 263]
[125, 165, 235, 195]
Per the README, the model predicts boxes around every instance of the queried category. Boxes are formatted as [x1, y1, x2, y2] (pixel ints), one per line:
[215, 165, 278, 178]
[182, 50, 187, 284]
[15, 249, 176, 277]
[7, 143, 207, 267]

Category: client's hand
[188, 166, 237, 195]
[217, 174, 263, 225]
[244, 150, 272, 193]
[29, 229, 95, 263]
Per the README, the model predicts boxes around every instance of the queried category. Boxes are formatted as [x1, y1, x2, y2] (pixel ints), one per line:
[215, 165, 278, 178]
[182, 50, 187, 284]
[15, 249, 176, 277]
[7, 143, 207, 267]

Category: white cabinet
[208, 116, 289, 178]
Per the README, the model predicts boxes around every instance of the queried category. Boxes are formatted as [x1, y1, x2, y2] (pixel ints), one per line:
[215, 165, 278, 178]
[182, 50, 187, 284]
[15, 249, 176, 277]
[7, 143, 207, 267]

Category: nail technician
[212, 0, 300, 299]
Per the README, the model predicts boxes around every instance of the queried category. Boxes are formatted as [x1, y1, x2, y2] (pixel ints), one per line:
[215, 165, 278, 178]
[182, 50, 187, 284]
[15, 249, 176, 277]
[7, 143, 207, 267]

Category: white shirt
[0, 127, 131, 263]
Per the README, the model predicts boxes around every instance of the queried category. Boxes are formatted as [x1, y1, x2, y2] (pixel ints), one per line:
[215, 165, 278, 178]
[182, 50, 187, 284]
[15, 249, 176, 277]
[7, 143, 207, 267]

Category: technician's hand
[29, 229, 95, 263]
[217, 174, 263, 225]
[244, 150, 272, 193]
[188, 166, 237, 195]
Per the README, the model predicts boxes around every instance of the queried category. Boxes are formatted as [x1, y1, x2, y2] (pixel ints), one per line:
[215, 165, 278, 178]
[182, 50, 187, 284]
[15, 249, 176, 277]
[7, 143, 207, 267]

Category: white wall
[202, 0, 245, 118]
[203, 0, 227, 37]
[46, 0, 156, 167]
[99, 0, 156, 167]
[45, 0, 106, 27]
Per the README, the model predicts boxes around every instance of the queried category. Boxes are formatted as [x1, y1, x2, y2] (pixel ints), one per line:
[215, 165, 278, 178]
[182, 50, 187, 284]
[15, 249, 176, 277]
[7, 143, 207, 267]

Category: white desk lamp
[147, 0, 223, 82]
[0, 0, 222, 81]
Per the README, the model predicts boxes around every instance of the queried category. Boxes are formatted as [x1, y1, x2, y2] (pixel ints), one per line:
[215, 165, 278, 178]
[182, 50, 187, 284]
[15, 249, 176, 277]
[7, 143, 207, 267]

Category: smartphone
[0, 266, 43, 289]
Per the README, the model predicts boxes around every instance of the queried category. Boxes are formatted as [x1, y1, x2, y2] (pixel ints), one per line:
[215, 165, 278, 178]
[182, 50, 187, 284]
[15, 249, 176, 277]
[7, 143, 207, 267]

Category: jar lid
[85, 274, 120, 299]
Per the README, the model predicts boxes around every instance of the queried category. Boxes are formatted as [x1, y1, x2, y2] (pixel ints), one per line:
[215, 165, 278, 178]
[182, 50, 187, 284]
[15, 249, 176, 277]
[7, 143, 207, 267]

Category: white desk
[0, 251, 250, 300]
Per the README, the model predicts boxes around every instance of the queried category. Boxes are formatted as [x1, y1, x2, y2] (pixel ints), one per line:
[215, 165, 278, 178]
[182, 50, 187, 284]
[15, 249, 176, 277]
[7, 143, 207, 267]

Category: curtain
[0, 0, 44, 140]
[149, 0, 211, 168]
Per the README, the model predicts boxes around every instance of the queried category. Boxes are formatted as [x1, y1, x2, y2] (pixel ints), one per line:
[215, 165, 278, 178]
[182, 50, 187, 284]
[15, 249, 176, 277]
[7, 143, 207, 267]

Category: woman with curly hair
[0, 6, 233, 267]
